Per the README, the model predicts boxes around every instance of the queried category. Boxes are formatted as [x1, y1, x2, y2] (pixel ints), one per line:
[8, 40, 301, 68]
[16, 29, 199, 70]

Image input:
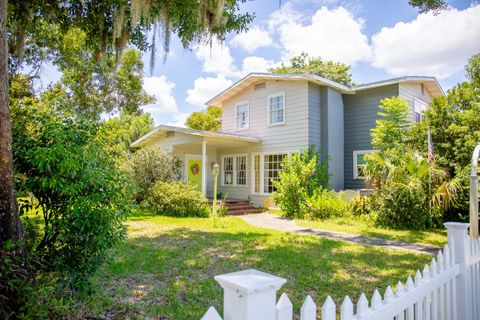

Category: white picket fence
[201, 222, 480, 320]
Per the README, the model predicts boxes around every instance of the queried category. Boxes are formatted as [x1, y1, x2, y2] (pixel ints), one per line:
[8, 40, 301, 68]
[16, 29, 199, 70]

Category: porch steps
[209, 199, 262, 216]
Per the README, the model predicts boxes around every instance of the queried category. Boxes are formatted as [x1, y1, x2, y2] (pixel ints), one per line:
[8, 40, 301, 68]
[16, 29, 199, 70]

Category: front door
[185, 155, 203, 192]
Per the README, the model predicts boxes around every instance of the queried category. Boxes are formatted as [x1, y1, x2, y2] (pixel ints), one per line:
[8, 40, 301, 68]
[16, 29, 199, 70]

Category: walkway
[240, 213, 438, 255]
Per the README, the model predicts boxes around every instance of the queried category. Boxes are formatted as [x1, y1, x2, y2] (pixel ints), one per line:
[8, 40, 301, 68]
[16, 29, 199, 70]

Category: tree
[1, 0, 253, 259]
[268, 52, 353, 86]
[408, 0, 447, 13]
[408, 53, 480, 219]
[185, 106, 222, 131]
[370, 97, 410, 153]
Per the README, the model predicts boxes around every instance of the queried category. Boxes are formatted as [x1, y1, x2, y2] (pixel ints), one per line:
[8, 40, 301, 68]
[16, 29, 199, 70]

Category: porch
[130, 125, 261, 197]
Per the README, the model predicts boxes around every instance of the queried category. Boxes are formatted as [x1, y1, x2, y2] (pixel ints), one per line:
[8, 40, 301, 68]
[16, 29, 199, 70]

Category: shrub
[351, 195, 375, 216]
[130, 149, 182, 203]
[303, 190, 350, 220]
[12, 104, 130, 289]
[272, 147, 329, 219]
[129, 148, 182, 203]
[143, 181, 210, 217]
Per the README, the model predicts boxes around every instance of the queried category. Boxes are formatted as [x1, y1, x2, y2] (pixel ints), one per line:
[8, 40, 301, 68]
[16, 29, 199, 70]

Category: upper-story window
[235, 101, 249, 130]
[267, 92, 285, 126]
[413, 97, 428, 123]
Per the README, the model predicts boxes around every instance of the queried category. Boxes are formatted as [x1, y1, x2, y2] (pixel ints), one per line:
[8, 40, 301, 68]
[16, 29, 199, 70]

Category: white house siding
[218, 80, 312, 206]
[399, 83, 433, 121]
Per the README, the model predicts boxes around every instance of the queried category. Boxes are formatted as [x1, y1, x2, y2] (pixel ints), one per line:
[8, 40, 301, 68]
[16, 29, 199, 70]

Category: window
[413, 97, 428, 123]
[235, 102, 249, 130]
[222, 155, 247, 186]
[353, 150, 374, 179]
[223, 157, 234, 185]
[236, 156, 247, 185]
[267, 93, 285, 126]
[252, 153, 288, 194]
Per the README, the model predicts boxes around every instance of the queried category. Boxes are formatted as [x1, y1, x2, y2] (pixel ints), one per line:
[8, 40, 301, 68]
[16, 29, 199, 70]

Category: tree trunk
[0, 0, 23, 250]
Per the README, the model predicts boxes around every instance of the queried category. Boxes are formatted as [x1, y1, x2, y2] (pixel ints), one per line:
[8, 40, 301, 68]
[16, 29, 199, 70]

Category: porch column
[202, 140, 207, 196]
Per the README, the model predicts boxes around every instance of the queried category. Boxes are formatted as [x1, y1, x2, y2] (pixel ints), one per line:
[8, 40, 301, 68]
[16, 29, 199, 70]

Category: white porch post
[202, 140, 207, 196]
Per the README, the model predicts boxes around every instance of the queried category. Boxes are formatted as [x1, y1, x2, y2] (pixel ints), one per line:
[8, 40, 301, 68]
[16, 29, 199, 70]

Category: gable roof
[206, 73, 445, 107]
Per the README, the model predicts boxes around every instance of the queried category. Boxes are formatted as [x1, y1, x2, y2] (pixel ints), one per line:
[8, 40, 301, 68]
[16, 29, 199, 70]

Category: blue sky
[42, 0, 480, 126]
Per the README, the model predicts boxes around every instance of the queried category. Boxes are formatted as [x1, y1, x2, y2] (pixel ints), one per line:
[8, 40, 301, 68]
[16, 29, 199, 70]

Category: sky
[41, 0, 480, 126]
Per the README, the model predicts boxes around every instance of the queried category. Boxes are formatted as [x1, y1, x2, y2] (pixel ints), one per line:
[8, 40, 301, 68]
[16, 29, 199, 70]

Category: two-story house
[131, 73, 444, 207]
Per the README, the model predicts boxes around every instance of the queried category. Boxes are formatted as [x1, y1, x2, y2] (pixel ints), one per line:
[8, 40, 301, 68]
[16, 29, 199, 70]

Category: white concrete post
[445, 222, 472, 320]
[214, 269, 287, 320]
[202, 140, 207, 196]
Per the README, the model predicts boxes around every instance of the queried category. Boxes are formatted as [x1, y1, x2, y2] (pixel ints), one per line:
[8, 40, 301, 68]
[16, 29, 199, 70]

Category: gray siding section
[307, 83, 321, 148]
[326, 88, 344, 190]
[343, 84, 399, 189]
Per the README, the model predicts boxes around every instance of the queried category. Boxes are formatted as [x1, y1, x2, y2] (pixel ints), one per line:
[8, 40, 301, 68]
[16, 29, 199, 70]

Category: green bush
[12, 104, 130, 290]
[351, 195, 375, 216]
[129, 148, 182, 203]
[374, 183, 443, 230]
[143, 181, 210, 217]
[303, 190, 350, 220]
[272, 147, 329, 219]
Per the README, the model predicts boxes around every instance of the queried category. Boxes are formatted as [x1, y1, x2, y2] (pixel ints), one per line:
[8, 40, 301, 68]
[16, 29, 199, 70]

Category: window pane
[223, 157, 233, 185]
[269, 95, 284, 124]
[236, 156, 247, 185]
[236, 104, 248, 129]
[263, 154, 286, 193]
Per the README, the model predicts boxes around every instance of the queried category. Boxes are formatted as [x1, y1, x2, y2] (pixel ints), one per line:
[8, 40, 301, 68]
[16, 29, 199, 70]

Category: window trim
[221, 154, 248, 187]
[250, 151, 293, 195]
[267, 92, 286, 127]
[413, 97, 428, 123]
[234, 101, 250, 131]
[353, 150, 374, 180]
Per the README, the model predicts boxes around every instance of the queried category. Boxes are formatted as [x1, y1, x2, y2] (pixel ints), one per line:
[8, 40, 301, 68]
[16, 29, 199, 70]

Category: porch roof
[130, 125, 261, 148]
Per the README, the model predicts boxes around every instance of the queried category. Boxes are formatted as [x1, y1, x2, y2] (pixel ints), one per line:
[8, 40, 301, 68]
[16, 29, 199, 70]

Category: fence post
[214, 269, 287, 320]
[444, 222, 471, 320]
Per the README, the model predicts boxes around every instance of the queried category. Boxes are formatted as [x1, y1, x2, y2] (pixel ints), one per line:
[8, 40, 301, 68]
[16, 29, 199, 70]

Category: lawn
[75, 211, 432, 319]
[269, 209, 447, 247]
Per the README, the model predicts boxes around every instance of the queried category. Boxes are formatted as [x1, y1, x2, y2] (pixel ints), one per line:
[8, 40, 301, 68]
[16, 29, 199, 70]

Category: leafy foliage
[129, 148, 182, 203]
[408, 0, 448, 13]
[303, 190, 350, 220]
[367, 151, 460, 229]
[268, 52, 353, 86]
[11, 101, 130, 289]
[185, 106, 222, 131]
[143, 181, 210, 217]
[272, 147, 329, 219]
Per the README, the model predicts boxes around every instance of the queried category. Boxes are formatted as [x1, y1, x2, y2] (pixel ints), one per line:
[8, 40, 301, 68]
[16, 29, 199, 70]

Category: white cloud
[166, 112, 189, 127]
[372, 5, 480, 79]
[231, 26, 274, 53]
[142, 76, 178, 114]
[186, 75, 233, 107]
[195, 40, 237, 74]
[269, 5, 371, 65]
[240, 56, 278, 75]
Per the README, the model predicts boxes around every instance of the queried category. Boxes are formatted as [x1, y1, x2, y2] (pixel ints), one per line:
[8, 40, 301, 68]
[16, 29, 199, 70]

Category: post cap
[444, 222, 470, 230]
[214, 269, 287, 294]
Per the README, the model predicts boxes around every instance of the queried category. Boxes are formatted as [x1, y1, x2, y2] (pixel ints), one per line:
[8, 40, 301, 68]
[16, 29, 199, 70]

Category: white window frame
[234, 101, 249, 131]
[221, 154, 248, 187]
[267, 92, 286, 127]
[250, 151, 293, 195]
[413, 97, 428, 123]
[353, 150, 374, 180]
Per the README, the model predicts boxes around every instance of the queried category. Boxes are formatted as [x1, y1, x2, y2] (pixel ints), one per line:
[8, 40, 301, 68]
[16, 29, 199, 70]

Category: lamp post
[212, 163, 220, 227]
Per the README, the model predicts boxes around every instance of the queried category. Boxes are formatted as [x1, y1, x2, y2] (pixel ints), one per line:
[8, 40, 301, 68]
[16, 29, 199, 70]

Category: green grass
[76, 212, 432, 319]
[269, 209, 447, 247]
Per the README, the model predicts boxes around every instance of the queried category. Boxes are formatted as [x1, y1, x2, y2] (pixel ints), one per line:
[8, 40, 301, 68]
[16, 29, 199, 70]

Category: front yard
[73, 211, 433, 319]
